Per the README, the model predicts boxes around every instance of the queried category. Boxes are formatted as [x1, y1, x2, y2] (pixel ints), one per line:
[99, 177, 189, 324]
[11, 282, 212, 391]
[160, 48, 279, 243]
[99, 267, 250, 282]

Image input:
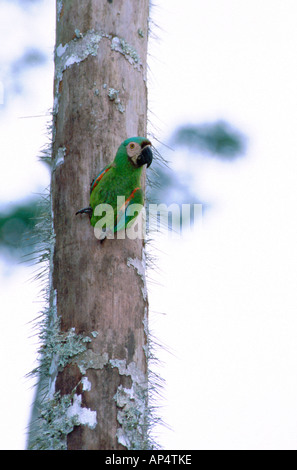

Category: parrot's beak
[137, 140, 153, 168]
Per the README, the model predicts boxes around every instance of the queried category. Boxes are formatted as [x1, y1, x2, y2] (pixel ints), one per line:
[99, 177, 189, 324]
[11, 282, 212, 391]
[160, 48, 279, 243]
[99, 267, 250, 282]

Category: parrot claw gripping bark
[76, 137, 153, 239]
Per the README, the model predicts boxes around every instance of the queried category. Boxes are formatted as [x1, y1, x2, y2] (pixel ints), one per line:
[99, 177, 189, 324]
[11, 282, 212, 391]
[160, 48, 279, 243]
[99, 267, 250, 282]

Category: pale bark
[50, 0, 150, 449]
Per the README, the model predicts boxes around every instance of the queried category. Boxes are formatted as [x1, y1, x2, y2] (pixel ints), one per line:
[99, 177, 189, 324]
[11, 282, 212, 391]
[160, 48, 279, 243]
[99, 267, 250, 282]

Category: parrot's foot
[76, 206, 92, 216]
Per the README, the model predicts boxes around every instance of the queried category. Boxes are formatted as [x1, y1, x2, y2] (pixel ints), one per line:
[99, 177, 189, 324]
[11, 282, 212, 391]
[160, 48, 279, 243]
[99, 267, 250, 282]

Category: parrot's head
[120, 136, 153, 169]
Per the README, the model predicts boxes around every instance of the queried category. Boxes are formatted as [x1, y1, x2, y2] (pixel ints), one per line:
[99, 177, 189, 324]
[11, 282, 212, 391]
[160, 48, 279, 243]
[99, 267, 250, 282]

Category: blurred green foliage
[0, 198, 40, 257]
[148, 120, 246, 211]
[172, 120, 247, 159]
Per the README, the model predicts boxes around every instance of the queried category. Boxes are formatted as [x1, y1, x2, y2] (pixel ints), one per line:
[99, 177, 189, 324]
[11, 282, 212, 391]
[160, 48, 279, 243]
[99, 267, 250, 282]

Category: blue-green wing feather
[114, 188, 144, 232]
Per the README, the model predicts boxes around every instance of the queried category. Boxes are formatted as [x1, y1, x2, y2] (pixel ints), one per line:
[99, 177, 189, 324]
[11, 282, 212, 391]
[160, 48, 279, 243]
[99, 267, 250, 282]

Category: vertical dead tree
[28, 0, 152, 450]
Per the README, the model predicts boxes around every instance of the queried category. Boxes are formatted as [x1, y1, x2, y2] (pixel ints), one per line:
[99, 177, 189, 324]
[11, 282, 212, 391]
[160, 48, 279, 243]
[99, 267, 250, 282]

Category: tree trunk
[29, 0, 151, 450]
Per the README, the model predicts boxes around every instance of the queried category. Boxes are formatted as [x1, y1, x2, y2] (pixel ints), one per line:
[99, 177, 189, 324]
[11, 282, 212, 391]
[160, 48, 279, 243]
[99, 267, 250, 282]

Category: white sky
[1, 0, 297, 450]
[149, 0, 297, 450]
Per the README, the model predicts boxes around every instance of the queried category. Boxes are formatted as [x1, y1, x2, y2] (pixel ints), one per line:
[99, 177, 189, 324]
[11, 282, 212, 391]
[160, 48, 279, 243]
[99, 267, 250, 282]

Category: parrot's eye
[127, 141, 141, 163]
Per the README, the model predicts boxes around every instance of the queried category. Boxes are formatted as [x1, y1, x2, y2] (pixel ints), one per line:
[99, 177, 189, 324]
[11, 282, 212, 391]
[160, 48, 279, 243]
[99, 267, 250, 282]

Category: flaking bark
[51, 0, 150, 450]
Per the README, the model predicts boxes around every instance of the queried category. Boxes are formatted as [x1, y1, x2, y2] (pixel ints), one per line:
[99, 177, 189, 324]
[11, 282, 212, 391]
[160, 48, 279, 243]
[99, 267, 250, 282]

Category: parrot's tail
[75, 206, 93, 216]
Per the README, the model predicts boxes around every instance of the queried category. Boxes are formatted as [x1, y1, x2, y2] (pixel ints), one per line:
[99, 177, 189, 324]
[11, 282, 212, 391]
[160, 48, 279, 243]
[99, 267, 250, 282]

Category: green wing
[90, 163, 113, 194]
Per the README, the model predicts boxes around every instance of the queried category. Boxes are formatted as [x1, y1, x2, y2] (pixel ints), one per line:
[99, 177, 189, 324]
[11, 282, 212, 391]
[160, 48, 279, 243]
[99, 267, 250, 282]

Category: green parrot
[76, 136, 153, 239]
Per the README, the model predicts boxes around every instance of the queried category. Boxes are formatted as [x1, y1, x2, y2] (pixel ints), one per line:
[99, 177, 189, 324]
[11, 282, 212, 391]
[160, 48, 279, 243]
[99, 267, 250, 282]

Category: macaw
[76, 136, 153, 239]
